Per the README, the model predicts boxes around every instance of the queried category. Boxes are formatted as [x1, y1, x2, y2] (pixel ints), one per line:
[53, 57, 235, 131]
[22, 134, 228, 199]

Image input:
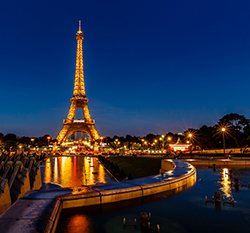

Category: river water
[40, 157, 250, 233]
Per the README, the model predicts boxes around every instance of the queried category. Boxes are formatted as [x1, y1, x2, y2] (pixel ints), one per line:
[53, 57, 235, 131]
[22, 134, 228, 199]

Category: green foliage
[22, 144, 30, 151]
[4, 140, 18, 151]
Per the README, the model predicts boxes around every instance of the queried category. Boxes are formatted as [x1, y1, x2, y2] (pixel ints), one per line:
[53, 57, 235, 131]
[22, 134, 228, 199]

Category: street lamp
[221, 127, 226, 156]
[47, 136, 51, 147]
[161, 135, 165, 149]
[114, 139, 119, 151]
[154, 139, 158, 149]
[188, 133, 192, 145]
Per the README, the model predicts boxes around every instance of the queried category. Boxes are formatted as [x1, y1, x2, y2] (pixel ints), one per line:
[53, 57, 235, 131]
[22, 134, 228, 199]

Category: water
[40, 156, 115, 188]
[55, 167, 250, 233]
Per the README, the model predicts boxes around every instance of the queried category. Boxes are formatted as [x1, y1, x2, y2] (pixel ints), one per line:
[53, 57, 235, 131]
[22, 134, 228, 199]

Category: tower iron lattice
[57, 21, 100, 144]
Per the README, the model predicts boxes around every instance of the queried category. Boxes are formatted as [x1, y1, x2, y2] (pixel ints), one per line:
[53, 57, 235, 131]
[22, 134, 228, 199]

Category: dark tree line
[0, 133, 55, 151]
[103, 113, 250, 150]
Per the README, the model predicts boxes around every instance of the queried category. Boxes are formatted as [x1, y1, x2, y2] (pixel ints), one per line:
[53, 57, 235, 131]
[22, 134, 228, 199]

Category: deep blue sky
[1, 0, 250, 138]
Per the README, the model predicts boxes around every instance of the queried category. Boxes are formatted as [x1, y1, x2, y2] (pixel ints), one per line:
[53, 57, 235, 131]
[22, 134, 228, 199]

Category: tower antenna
[79, 20, 81, 31]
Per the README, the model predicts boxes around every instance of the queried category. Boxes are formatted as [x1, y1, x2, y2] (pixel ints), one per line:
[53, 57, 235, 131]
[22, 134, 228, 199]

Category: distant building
[169, 138, 190, 152]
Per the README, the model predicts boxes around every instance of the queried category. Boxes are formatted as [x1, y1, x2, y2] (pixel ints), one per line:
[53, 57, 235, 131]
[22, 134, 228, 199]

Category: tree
[145, 133, 156, 144]
[0, 133, 4, 142]
[219, 113, 250, 131]
[196, 125, 217, 149]
[218, 113, 250, 147]
[19, 136, 31, 145]
[4, 140, 17, 151]
[4, 134, 17, 142]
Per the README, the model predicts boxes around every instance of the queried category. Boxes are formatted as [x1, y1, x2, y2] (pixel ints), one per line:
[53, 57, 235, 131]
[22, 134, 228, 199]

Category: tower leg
[75, 132, 77, 141]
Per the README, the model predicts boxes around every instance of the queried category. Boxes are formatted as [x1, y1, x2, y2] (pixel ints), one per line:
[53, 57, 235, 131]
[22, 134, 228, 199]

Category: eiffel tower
[57, 21, 100, 144]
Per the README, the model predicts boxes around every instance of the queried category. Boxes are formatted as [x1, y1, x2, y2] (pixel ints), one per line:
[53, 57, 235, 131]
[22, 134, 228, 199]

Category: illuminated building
[57, 21, 100, 144]
[169, 138, 190, 152]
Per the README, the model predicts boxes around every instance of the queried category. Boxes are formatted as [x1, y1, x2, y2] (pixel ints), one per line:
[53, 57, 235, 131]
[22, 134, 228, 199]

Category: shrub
[114, 165, 120, 174]
[119, 168, 126, 179]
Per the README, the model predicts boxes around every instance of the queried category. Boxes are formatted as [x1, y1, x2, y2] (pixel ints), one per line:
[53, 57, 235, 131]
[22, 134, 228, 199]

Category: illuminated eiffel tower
[57, 21, 100, 144]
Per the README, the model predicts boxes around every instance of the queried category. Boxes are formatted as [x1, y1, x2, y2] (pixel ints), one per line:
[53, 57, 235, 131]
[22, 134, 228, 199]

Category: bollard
[223, 197, 235, 206]
[123, 217, 137, 227]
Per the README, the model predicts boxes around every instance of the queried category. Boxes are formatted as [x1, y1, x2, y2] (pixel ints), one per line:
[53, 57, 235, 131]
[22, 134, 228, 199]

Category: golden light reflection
[66, 214, 93, 233]
[83, 157, 90, 185]
[219, 168, 232, 198]
[43, 157, 110, 188]
[98, 163, 106, 183]
[44, 158, 51, 183]
[54, 157, 58, 184]
[61, 157, 73, 187]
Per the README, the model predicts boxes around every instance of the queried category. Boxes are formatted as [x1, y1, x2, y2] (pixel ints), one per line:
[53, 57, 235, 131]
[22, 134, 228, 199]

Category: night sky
[1, 1, 250, 138]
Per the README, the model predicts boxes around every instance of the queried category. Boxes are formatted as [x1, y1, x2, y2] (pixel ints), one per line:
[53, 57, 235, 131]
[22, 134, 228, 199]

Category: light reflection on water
[219, 168, 232, 198]
[65, 215, 93, 233]
[42, 156, 115, 188]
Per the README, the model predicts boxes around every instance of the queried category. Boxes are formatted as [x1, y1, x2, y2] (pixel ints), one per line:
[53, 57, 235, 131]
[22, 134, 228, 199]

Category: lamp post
[167, 137, 172, 152]
[30, 138, 35, 152]
[141, 139, 144, 150]
[161, 135, 165, 150]
[114, 139, 119, 151]
[154, 139, 158, 150]
[188, 133, 192, 143]
[221, 127, 226, 157]
[188, 133, 192, 152]
[47, 136, 51, 147]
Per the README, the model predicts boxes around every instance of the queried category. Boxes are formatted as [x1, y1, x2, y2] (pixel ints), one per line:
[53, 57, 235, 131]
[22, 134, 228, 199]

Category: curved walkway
[0, 159, 196, 233]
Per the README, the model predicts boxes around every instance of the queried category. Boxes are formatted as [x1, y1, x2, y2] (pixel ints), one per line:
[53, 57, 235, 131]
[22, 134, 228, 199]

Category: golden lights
[43, 157, 108, 188]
